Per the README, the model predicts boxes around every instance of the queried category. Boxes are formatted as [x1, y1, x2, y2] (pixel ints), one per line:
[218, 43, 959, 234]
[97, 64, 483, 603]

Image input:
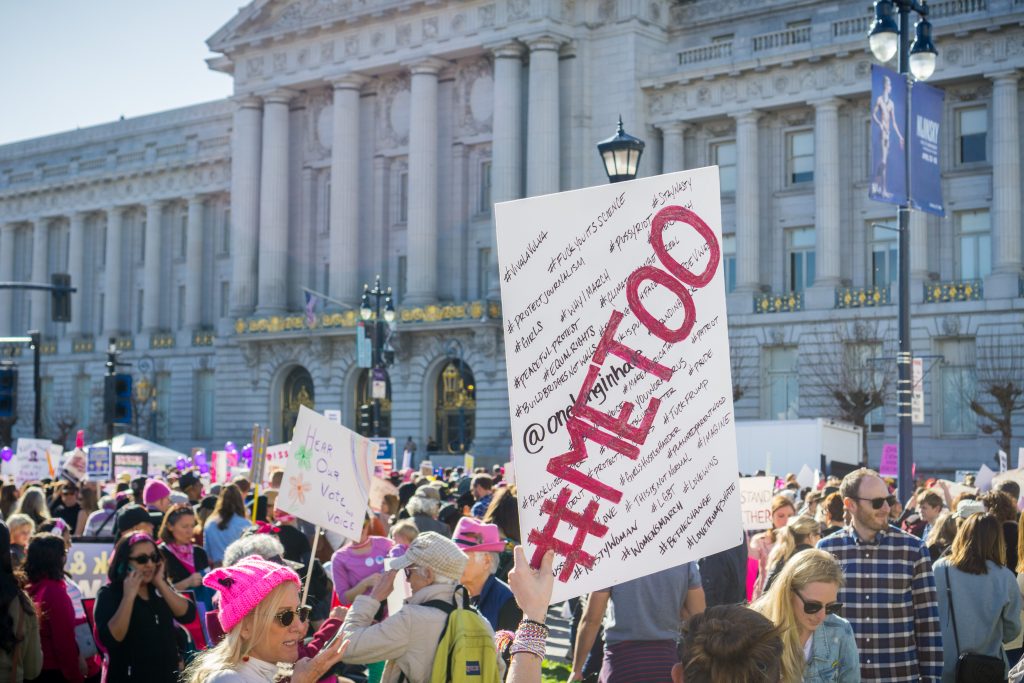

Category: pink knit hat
[143, 479, 172, 506]
[203, 555, 300, 632]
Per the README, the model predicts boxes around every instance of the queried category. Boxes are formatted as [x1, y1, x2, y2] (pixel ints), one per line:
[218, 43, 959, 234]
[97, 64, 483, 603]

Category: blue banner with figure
[910, 81, 945, 216]
[869, 65, 908, 206]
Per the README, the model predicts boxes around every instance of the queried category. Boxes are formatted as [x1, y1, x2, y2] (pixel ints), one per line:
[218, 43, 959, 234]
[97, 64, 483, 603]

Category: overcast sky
[0, 1, 245, 145]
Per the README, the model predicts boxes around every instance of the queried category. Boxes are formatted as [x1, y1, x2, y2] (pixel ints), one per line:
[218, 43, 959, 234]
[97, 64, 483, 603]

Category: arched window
[354, 369, 391, 437]
[281, 366, 314, 443]
[434, 361, 475, 454]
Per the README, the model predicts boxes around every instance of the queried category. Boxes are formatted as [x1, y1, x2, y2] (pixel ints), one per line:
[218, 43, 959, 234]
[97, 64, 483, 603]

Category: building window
[787, 130, 814, 184]
[477, 247, 491, 298]
[322, 263, 329, 296]
[957, 107, 987, 164]
[136, 289, 144, 333]
[194, 370, 215, 439]
[435, 361, 476, 453]
[938, 338, 976, 435]
[713, 141, 737, 193]
[398, 172, 409, 223]
[786, 227, 816, 293]
[137, 217, 146, 265]
[322, 178, 331, 235]
[177, 285, 186, 329]
[957, 209, 991, 280]
[97, 294, 104, 336]
[479, 161, 492, 215]
[722, 233, 736, 293]
[397, 256, 408, 302]
[762, 346, 799, 420]
[99, 224, 107, 266]
[221, 208, 231, 255]
[155, 372, 170, 441]
[846, 342, 886, 432]
[179, 212, 187, 260]
[869, 221, 897, 288]
[220, 281, 230, 319]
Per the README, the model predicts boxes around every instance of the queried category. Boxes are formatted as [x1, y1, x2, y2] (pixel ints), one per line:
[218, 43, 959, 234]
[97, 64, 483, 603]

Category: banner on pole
[496, 166, 741, 602]
[869, 65, 908, 206]
[910, 80, 945, 216]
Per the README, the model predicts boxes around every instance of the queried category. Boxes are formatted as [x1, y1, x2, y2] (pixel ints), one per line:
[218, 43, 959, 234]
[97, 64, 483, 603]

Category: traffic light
[0, 368, 16, 419]
[358, 404, 372, 436]
[50, 273, 71, 323]
[104, 373, 133, 425]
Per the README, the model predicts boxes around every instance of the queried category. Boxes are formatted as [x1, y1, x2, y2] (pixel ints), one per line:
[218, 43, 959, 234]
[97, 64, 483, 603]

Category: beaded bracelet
[509, 620, 548, 659]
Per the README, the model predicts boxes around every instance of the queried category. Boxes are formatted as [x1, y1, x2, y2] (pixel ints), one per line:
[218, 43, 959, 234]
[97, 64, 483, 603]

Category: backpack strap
[397, 593, 460, 683]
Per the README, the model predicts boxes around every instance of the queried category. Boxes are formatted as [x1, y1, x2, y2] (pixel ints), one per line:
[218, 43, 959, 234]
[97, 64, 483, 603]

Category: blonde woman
[12, 488, 50, 528]
[749, 494, 796, 599]
[762, 515, 822, 594]
[185, 556, 348, 683]
[753, 549, 860, 683]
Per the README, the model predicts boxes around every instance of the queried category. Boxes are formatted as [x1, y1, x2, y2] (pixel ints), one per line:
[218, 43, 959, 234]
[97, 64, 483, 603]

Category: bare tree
[970, 339, 1024, 459]
[805, 320, 895, 465]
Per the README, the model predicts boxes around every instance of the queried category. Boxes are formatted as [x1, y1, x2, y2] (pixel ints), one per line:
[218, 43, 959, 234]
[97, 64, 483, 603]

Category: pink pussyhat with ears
[203, 555, 300, 632]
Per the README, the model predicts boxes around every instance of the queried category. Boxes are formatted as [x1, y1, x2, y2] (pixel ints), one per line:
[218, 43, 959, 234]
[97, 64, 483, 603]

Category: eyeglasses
[404, 566, 416, 579]
[129, 552, 161, 565]
[274, 605, 312, 627]
[855, 495, 898, 510]
[793, 590, 843, 616]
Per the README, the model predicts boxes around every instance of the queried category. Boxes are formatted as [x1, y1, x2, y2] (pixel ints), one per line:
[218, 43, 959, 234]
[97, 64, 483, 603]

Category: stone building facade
[0, 0, 1021, 471]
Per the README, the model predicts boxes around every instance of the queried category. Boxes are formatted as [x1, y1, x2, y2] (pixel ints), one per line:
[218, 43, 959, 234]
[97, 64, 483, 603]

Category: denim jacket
[803, 614, 861, 683]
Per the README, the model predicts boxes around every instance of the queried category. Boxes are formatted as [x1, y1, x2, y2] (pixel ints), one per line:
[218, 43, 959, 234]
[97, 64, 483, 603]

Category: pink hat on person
[203, 555, 300, 632]
[142, 479, 172, 506]
[452, 517, 506, 553]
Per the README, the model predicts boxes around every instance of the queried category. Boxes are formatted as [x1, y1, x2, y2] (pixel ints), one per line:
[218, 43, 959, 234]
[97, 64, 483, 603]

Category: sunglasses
[129, 552, 161, 565]
[855, 495, 898, 510]
[793, 590, 843, 616]
[274, 605, 312, 627]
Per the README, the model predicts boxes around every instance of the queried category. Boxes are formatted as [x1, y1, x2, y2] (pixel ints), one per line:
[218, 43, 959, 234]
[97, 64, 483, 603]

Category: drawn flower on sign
[288, 474, 311, 505]
[294, 445, 313, 470]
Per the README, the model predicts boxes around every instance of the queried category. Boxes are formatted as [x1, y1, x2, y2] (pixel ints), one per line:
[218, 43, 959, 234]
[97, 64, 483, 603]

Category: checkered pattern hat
[386, 531, 467, 582]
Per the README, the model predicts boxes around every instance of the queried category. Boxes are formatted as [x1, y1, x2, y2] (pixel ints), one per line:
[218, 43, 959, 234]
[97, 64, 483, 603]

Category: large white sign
[495, 167, 741, 602]
[740, 476, 777, 531]
[13, 439, 53, 486]
[277, 406, 377, 542]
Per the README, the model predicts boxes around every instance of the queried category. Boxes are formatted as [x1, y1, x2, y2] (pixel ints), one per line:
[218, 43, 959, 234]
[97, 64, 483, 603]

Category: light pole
[597, 116, 646, 183]
[868, 0, 938, 502]
[359, 276, 395, 438]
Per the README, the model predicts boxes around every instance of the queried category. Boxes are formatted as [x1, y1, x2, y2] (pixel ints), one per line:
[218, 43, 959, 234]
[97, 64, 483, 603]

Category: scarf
[163, 542, 196, 574]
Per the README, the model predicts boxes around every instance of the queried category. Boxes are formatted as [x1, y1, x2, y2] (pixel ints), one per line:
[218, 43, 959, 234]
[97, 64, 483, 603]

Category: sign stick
[301, 526, 321, 607]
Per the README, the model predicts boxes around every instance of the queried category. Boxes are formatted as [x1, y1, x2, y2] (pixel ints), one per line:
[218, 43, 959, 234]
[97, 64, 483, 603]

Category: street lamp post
[868, 0, 938, 502]
[360, 276, 395, 438]
[597, 116, 646, 183]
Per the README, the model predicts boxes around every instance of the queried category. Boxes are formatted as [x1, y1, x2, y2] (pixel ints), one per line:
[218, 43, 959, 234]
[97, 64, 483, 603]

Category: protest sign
[977, 464, 996, 492]
[993, 468, 1024, 495]
[999, 450, 1008, 473]
[277, 405, 377, 542]
[464, 454, 474, 473]
[495, 166, 741, 602]
[86, 446, 111, 480]
[1020, 448, 1024, 471]
[13, 439, 53, 485]
[739, 476, 776, 531]
[369, 476, 399, 511]
[112, 452, 148, 480]
[504, 461, 515, 486]
[935, 479, 976, 501]
[879, 444, 898, 477]
[796, 465, 816, 490]
[65, 540, 112, 599]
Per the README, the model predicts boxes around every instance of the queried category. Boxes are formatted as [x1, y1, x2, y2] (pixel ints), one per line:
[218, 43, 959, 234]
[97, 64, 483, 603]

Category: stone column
[489, 41, 525, 300]
[229, 96, 262, 316]
[29, 219, 48, 333]
[142, 201, 164, 332]
[184, 196, 205, 329]
[525, 35, 562, 197]
[103, 207, 125, 338]
[0, 224, 15, 336]
[987, 70, 1022, 297]
[329, 75, 369, 308]
[732, 110, 761, 307]
[806, 98, 842, 309]
[257, 89, 295, 314]
[67, 212, 86, 337]
[403, 58, 446, 306]
[660, 122, 686, 174]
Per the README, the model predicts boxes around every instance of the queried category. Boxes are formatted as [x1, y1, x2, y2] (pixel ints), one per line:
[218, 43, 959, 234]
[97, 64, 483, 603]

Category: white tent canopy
[88, 433, 188, 475]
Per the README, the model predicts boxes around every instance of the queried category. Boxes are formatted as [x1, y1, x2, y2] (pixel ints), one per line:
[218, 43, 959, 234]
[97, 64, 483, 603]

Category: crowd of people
[0, 459, 1023, 682]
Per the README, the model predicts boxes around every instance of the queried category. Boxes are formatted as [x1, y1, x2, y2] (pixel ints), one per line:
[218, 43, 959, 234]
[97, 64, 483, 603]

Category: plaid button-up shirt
[818, 525, 943, 682]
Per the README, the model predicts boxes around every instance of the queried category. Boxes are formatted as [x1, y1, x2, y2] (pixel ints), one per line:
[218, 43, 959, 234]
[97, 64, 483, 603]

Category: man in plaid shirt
[818, 468, 942, 682]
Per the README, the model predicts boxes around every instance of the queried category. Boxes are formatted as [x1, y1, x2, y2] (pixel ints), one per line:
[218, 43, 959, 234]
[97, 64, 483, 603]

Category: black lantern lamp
[597, 116, 645, 183]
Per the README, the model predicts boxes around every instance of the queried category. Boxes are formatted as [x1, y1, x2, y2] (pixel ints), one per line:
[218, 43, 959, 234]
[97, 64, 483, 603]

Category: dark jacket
[699, 537, 748, 607]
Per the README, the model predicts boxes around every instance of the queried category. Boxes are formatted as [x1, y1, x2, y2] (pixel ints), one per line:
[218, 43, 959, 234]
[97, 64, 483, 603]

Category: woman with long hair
[0, 522, 41, 682]
[0, 483, 19, 521]
[184, 556, 348, 683]
[483, 486, 520, 581]
[202, 484, 252, 566]
[157, 504, 212, 605]
[24, 533, 82, 682]
[93, 532, 197, 682]
[749, 494, 797, 599]
[926, 510, 959, 563]
[752, 549, 859, 683]
[762, 515, 822, 594]
[13, 488, 50, 528]
[934, 512, 1021, 683]
[73, 482, 99, 537]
